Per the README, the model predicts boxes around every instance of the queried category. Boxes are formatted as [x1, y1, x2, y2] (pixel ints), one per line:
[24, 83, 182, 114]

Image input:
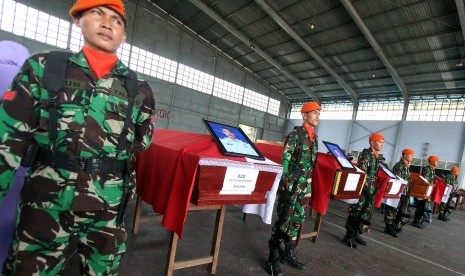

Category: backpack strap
[294, 126, 306, 162]
[44, 51, 73, 151]
[116, 69, 139, 157]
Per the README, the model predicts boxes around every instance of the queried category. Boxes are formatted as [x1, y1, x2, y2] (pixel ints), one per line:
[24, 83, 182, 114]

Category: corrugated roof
[148, 0, 465, 104]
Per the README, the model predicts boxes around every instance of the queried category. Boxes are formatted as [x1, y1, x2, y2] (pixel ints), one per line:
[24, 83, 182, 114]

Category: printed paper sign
[220, 167, 259, 195]
[344, 173, 360, 192]
[388, 180, 402, 195]
[426, 185, 433, 196]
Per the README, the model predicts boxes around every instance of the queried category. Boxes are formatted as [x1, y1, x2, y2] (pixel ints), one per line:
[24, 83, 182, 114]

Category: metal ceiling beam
[188, 0, 320, 101]
[456, 0, 465, 50]
[340, 0, 409, 101]
[254, 0, 359, 102]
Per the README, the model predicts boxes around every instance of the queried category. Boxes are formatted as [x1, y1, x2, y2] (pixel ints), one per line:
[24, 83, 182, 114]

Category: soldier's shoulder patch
[2, 91, 16, 101]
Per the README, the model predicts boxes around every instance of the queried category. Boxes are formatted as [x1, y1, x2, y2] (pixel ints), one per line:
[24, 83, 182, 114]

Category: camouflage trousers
[384, 194, 410, 227]
[3, 203, 126, 275]
[438, 194, 453, 215]
[346, 184, 377, 233]
[270, 183, 312, 246]
[414, 199, 428, 222]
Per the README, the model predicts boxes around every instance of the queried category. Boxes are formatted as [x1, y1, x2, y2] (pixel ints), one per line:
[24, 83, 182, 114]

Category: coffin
[332, 168, 366, 199]
[192, 163, 279, 205]
[384, 179, 408, 199]
[409, 173, 434, 199]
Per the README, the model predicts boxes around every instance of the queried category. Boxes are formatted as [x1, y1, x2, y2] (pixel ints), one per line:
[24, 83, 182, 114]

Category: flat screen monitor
[203, 118, 265, 160]
[379, 162, 398, 179]
[322, 140, 356, 170]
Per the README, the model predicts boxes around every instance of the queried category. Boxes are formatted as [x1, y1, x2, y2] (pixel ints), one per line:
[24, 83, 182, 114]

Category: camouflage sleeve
[0, 58, 38, 201]
[422, 166, 433, 183]
[392, 162, 402, 178]
[281, 130, 298, 178]
[444, 174, 457, 188]
[132, 80, 155, 154]
[357, 149, 370, 173]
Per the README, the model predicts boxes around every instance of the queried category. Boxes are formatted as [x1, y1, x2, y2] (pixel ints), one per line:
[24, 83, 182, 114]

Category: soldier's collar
[70, 51, 130, 78]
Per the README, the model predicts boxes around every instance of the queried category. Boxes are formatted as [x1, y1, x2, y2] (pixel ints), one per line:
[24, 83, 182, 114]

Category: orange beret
[427, 155, 439, 162]
[70, 0, 127, 26]
[451, 166, 460, 173]
[402, 148, 414, 155]
[301, 102, 321, 113]
[369, 133, 384, 142]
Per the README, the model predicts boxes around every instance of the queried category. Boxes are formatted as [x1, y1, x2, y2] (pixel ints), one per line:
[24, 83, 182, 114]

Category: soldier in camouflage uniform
[0, 0, 155, 274]
[383, 148, 414, 237]
[412, 155, 438, 228]
[438, 166, 460, 221]
[265, 102, 320, 276]
[343, 133, 384, 248]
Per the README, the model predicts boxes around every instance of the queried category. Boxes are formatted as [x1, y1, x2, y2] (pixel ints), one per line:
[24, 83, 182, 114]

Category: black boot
[384, 223, 398, 238]
[266, 238, 283, 276]
[412, 219, 423, 229]
[280, 243, 305, 270]
[342, 229, 358, 249]
[438, 213, 447, 221]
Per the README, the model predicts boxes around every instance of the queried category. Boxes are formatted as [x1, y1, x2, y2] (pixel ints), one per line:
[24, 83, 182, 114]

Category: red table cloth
[431, 176, 447, 204]
[135, 129, 281, 237]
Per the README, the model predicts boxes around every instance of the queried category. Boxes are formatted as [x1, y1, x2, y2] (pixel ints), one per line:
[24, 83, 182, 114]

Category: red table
[135, 129, 282, 237]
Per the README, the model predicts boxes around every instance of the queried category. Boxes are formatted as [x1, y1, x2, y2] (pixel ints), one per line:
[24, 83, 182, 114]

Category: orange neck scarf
[403, 159, 410, 167]
[82, 46, 118, 79]
[302, 123, 315, 140]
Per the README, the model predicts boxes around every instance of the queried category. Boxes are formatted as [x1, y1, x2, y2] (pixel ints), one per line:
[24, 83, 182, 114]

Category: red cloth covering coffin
[135, 129, 280, 237]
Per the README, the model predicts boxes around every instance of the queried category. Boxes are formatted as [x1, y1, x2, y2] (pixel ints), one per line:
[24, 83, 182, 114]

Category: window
[130, 46, 177, 83]
[356, 100, 403, 120]
[407, 98, 465, 122]
[320, 102, 353, 120]
[243, 89, 268, 112]
[1, 0, 69, 49]
[290, 103, 304, 119]
[177, 64, 214, 94]
[213, 78, 244, 104]
[268, 98, 280, 116]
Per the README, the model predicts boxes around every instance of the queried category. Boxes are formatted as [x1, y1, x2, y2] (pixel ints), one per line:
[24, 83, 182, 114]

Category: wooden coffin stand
[133, 162, 278, 276]
[409, 173, 434, 199]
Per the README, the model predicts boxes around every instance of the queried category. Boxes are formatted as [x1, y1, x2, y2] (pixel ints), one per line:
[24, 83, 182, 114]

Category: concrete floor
[64, 199, 465, 276]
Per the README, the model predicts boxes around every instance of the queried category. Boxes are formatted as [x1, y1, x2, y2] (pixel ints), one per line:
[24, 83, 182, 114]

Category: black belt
[37, 148, 127, 174]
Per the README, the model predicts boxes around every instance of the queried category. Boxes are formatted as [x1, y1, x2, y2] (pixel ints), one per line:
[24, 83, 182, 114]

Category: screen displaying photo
[379, 162, 398, 179]
[323, 141, 356, 170]
[203, 119, 265, 160]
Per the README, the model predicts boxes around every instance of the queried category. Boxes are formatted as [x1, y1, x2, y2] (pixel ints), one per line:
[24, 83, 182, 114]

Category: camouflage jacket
[392, 159, 411, 194]
[444, 173, 458, 193]
[0, 51, 155, 210]
[357, 148, 379, 186]
[422, 165, 435, 183]
[280, 127, 318, 192]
